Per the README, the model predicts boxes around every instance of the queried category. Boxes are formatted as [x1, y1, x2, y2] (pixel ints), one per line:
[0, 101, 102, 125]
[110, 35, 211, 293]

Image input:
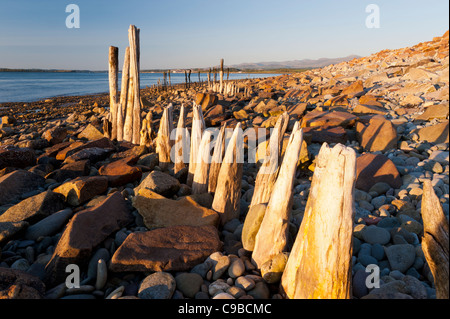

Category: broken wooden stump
[280, 143, 356, 299]
[128, 25, 141, 145]
[192, 129, 214, 194]
[212, 123, 243, 226]
[117, 46, 130, 142]
[108, 46, 119, 141]
[187, 103, 205, 186]
[251, 124, 303, 268]
[208, 124, 226, 194]
[421, 180, 449, 299]
[155, 104, 173, 171]
[173, 104, 188, 175]
[140, 111, 154, 149]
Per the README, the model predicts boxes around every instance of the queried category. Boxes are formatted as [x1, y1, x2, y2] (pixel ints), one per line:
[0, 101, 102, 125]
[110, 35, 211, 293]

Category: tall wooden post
[208, 124, 226, 194]
[128, 25, 141, 145]
[156, 104, 174, 171]
[280, 143, 356, 299]
[219, 59, 224, 94]
[117, 46, 130, 142]
[187, 103, 204, 186]
[421, 180, 449, 299]
[251, 124, 303, 268]
[192, 130, 213, 194]
[174, 104, 188, 174]
[109, 46, 119, 140]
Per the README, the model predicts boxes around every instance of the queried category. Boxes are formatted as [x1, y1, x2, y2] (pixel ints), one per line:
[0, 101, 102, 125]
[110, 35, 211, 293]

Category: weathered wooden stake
[192, 130, 214, 194]
[219, 59, 224, 94]
[109, 46, 119, 140]
[123, 75, 135, 142]
[251, 124, 303, 268]
[208, 124, 226, 194]
[187, 103, 205, 186]
[117, 46, 130, 142]
[421, 180, 449, 299]
[280, 143, 356, 299]
[156, 104, 174, 171]
[173, 104, 188, 174]
[212, 123, 243, 226]
[128, 25, 141, 145]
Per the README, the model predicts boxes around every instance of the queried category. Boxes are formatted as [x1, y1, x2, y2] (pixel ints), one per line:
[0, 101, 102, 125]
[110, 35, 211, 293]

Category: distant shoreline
[0, 68, 309, 74]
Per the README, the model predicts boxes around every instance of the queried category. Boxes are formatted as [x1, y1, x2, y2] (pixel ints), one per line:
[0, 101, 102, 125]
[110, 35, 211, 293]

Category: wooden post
[192, 130, 214, 194]
[250, 113, 289, 208]
[219, 59, 224, 94]
[140, 111, 154, 148]
[123, 75, 135, 142]
[168, 70, 171, 88]
[128, 25, 141, 145]
[280, 143, 356, 299]
[174, 104, 188, 174]
[208, 124, 226, 194]
[421, 180, 449, 299]
[208, 68, 211, 89]
[156, 104, 174, 171]
[117, 46, 130, 142]
[184, 70, 188, 90]
[251, 124, 303, 268]
[187, 103, 205, 186]
[212, 123, 243, 226]
[109, 46, 119, 141]
[188, 69, 192, 88]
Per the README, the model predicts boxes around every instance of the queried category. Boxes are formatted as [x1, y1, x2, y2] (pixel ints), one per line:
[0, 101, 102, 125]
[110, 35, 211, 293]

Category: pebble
[175, 272, 204, 298]
[208, 280, 230, 297]
[138, 272, 176, 299]
[362, 225, 391, 245]
[234, 276, 256, 291]
[228, 258, 246, 278]
[95, 259, 108, 290]
[213, 256, 231, 280]
[385, 244, 416, 273]
[371, 243, 385, 261]
[212, 292, 235, 299]
[247, 281, 270, 299]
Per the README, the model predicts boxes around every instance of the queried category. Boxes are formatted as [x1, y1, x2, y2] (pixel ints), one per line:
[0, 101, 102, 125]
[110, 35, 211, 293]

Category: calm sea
[0, 72, 280, 103]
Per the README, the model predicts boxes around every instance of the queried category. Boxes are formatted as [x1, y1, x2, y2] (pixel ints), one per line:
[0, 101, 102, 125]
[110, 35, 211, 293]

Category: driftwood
[128, 25, 141, 145]
[140, 111, 154, 149]
[117, 46, 130, 142]
[173, 104, 188, 174]
[108, 46, 119, 140]
[123, 74, 135, 142]
[250, 112, 289, 208]
[421, 180, 449, 299]
[192, 130, 214, 194]
[251, 124, 303, 268]
[208, 124, 226, 193]
[280, 143, 356, 299]
[187, 103, 205, 186]
[212, 123, 243, 226]
[156, 104, 174, 171]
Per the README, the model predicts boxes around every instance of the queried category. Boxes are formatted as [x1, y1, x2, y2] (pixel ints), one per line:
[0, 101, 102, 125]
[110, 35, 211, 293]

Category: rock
[44, 192, 133, 286]
[228, 258, 246, 279]
[429, 150, 449, 165]
[352, 269, 369, 298]
[341, 80, 365, 98]
[134, 170, 180, 197]
[175, 273, 204, 298]
[234, 276, 256, 291]
[241, 203, 267, 251]
[413, 120, 449, 144]
[368, 182, 391, 195]
[0, 268, 46, 299]
[42, 126, 68, 145]
[213, 256, 231, 281]
[138, 272, 176, 299]
[301, 110, 357, 128]
[355, 154, 402, 192]
[24, 208, 74, 240]
[1, 115, 16, 126]
[63, 147, 112, 165]
[208, 280, 230, 297]
[0, 145, 36, 169]
[371, 243, 385, 261]
[384, 244, 416, 273]
[302, 126, 348, 144]
[260, 252, 289, 284]
[0, 190, 65, 224]
[414, 103, 449, 121]
[400, 94, 423, 107]
[78, 124, 104, 141]
[356, 117, 398, 152]
[213, 292, 235, 299]
[132, 189, 219, 228]
[46, 160, 91, 183]
[98, 156, 142, 187]
[109, 225, 222, 272]
[247, 281, 270, 299]
[352, 104, 387, 115]
[53, 176, 109, 206]
[0, 221, 29, 245]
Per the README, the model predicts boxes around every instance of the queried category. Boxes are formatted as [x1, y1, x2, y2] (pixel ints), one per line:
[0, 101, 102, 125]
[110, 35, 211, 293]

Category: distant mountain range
[229, 55, 361, 70]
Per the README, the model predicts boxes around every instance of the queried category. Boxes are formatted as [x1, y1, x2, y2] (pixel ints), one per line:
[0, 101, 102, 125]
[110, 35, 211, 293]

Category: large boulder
[0, 268, 46, 299]
[109, 225, 222, 273]
[356, 116, 398, 152]
[0, 146, 36, 169]
[413, 120, 449, 144]
[53, 176, 109, 206]
[0, 170, 45, 206]
[98, 156, 142, 187]
[356, 154, 402, 192]
[134, 170, 180, 197]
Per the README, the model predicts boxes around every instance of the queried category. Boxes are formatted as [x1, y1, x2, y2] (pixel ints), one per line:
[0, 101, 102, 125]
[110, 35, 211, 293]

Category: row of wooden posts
[105, 26, 448, 299]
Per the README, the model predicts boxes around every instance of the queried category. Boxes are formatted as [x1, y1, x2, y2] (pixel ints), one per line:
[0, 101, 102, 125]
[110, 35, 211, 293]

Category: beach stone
[99, 156, 142, 187]
[358, 254, 378, 267]
[63, 147, 112, 165]
[44, 192, 133, 286]
[429, 150, 449, 165]
[24, 208, 73, 240]
[42, 127, 67, 145]
[369, 182, 391, 196]
[400, 220, 423, 235]
[110, 225, 222, 273]
[190, 261, 213, 279]
[356, 154, 402, 192]
[138, 272, 176, 299]
[78, 124, 104, 141]
[234, 276, 255, 291]
[0, 145, 36, 169]
[0, 221, 29, 245]
[0, 170, 45, 206]
[413, 120, 449, 144]
[385, 244, 416, 273]
[260, 252, 289, 284]
[53, 176, 109, 206]
[241, 203, 267, 251]
[56, 137, 114, 161]
[352, 269, 369, 298]
[213, 292, 235, 299]
[0, 268, 46, 299]
[371, 243, 385, 261]
[226, 286, 246, 299]
[132, 188, 219, 228]
[301, 110, 357, 128]
[228, 258, 246, 279]
[341, 80, 365, 98]
[175, 273, 204, 298]
[356, 117, 398, 152]
[86, 248, 110, 280]
[213, 256, 231, 281]
[46, 160, 91, 183]
[362, 225, 391, 245]
[371, 196, 386, 209]
[134, 170, 180, 197]
[247, 281, 270, 299]
[208, 280, 230, 297]
[302, 126, 348, 144]
[0, 190, 65, 224]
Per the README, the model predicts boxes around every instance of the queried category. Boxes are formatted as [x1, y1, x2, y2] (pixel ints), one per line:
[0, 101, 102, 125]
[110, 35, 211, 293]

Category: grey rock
[377, 217, 401, 230]
[371, 196, 387, 209]
[138, 272, 176, 299]
[371, 243, 386, 261]
[191, 260, 213, 279]
[234, 276, 255, 291]
[358, 255, 378, 267]
[362, 225, 391, 245]
[175, 272, 204, 299]
[228, 258, 246, 279]
[247, 281, 270, 299]
[385, 244, 416, 273]
[369, 182, 392, 196]
[213, 256, 231, 281]
[352, 269, 369, 298]
[24, 208, 73, 240]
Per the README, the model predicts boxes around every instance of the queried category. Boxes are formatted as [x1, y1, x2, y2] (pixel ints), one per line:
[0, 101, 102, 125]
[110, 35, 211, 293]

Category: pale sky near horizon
[0, 0, 448, 70]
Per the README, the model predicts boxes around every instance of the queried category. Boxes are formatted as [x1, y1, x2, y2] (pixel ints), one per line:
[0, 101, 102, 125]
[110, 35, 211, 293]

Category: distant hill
[229, 55, 361, 70]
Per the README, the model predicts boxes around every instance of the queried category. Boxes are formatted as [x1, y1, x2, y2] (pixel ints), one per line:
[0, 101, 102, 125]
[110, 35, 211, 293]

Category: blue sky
[0, 0, 448, 70]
